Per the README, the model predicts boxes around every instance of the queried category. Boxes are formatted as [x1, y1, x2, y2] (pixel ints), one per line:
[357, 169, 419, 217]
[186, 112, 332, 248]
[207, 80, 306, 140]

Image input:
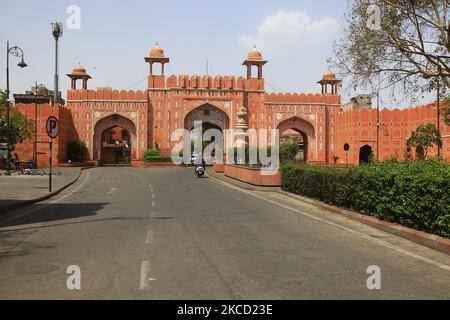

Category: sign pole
[49, 138, 53, 192]
[46, 115, 59, 193]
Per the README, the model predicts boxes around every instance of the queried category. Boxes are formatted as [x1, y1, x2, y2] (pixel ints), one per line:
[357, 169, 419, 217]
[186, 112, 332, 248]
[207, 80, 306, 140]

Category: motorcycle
[195, 164, 205, 178]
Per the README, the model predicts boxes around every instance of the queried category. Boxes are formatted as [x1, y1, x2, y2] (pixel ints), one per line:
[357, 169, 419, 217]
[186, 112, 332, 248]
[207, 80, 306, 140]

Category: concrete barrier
[224, 164, 281, 186]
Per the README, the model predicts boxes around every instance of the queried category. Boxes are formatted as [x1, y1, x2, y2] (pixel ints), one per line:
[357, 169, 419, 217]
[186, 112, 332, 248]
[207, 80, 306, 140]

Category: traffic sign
[46, 116, 60, 138]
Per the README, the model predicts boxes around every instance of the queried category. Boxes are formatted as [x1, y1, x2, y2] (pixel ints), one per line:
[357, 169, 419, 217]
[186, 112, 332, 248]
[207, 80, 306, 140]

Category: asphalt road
[0, 167, 449, 299]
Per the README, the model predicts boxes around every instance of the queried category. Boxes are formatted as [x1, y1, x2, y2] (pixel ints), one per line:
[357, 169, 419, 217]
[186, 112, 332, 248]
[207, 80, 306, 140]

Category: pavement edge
[0, 166, 95, 214]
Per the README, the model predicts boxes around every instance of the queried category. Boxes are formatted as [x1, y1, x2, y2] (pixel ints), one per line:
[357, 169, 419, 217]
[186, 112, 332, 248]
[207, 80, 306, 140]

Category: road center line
[209, 175, 450, 272]
[107, 187, 117, 194]
[140, 261, 151, 290]
[145, 228, 154, 244]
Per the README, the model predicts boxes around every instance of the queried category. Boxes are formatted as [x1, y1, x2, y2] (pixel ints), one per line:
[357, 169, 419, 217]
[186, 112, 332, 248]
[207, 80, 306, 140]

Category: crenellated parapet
[262, 92, 341, 106]
[150, 74, 264, 91]
[67, 88, 148, 102]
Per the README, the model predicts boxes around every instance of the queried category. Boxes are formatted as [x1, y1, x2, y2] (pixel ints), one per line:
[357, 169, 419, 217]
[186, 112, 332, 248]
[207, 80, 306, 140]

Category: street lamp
[4, 41, 27, 176]
[51, 22, 63, 104]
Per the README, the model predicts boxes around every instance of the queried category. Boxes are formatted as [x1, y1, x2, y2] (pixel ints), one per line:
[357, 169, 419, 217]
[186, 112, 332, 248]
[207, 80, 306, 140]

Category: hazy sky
[0, 0, 435, 107]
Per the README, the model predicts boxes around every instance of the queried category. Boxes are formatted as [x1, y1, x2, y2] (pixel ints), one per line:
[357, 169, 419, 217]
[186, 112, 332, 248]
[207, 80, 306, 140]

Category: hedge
[281, 160, 450, 238]
[145, 156, 172, 163]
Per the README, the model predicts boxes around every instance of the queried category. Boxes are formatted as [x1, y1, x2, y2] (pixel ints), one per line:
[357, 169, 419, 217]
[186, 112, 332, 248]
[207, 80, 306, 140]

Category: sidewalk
[0, 167, 83, 213]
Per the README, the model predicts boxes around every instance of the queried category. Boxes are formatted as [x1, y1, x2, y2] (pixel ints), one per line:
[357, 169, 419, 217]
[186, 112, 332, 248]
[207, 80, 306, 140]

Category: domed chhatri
[317, 69, 341, 94]
[145, 43, 170, 77]
[72, 64, 87, 75]
[247, 46, 263, 61]
[67, 63, 91, 90]
[150, 43, 165, 58]
[322, 70, 337, 81]
[242, 46, 267, 79]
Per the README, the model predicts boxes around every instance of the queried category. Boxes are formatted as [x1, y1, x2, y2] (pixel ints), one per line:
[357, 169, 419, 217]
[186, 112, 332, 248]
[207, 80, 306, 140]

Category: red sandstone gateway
[9, 45, 450, 168]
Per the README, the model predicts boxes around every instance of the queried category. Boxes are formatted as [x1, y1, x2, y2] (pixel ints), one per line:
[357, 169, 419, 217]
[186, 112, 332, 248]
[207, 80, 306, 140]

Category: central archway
[93, 114, 137, 164]
[183, 104, 230, 163]
[277, 117, 315, 162]
[184, 103, 230, 132]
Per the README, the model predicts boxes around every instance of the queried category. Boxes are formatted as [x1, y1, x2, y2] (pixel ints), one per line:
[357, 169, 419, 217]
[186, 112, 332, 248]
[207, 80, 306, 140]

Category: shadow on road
[0, 202, 109, 228]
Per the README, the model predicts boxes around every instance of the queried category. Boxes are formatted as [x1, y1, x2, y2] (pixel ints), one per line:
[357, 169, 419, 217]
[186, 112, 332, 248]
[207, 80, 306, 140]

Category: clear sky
[0, 0, 434, 107]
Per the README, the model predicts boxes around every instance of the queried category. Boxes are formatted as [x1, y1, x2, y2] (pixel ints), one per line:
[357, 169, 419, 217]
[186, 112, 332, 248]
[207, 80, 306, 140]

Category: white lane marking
[0, 171, 91, 223]
[151, 193, 155, 199]
[145, 228, 154, 244]
[210, 176, 450, 272]
[107, 187, 117, 194]
[152, 201, 156, 208]
[140, 261, 151, 290]
[148, 184, 153, 188]
[150, 188, 154, 193]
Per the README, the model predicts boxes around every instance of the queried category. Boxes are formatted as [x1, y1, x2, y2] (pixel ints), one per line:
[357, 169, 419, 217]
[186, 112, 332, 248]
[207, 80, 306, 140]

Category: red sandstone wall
[334, 104, 450, 164]
[12, 103, 73, 168]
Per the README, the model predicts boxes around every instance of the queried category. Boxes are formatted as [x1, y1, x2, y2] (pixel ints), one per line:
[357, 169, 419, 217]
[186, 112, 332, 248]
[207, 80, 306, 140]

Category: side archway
[277, 117, 315, 162]
[93, 114, 137, 163]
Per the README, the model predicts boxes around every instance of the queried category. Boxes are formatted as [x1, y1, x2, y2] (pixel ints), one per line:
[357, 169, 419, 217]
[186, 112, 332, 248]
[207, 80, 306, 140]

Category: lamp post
[51, 22, 63, 105]
[5, 41, 27, 175]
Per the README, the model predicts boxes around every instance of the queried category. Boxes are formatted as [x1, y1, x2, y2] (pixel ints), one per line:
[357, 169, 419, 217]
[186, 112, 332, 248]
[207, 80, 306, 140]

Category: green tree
[406, 124, 442, 159]
[0, 98, 34, 145]
[67, 140, 87, 162]
[332, 0, 450, 100]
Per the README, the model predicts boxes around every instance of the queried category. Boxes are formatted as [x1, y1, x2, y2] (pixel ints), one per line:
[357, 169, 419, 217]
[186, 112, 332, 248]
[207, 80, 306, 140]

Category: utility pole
[51, 22, 63, 105]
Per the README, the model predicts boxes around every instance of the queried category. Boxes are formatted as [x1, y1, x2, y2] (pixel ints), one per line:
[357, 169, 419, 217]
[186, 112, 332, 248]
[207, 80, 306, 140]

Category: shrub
[144, 149, 160, 159]
[145, 156, 172, 163]
[281, 160, 450, 238]
[67, 140, 86, 162]
[280, 142, 299, 163]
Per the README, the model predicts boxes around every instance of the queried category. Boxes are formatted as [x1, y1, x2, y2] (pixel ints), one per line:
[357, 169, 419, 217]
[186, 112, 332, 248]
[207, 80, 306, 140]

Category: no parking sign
[46, 116, 60, 138]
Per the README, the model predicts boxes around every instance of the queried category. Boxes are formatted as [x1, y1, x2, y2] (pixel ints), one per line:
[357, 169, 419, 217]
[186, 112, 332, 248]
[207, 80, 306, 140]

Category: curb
[208, 169, 450, 255]
[0, 166, 94, 214]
